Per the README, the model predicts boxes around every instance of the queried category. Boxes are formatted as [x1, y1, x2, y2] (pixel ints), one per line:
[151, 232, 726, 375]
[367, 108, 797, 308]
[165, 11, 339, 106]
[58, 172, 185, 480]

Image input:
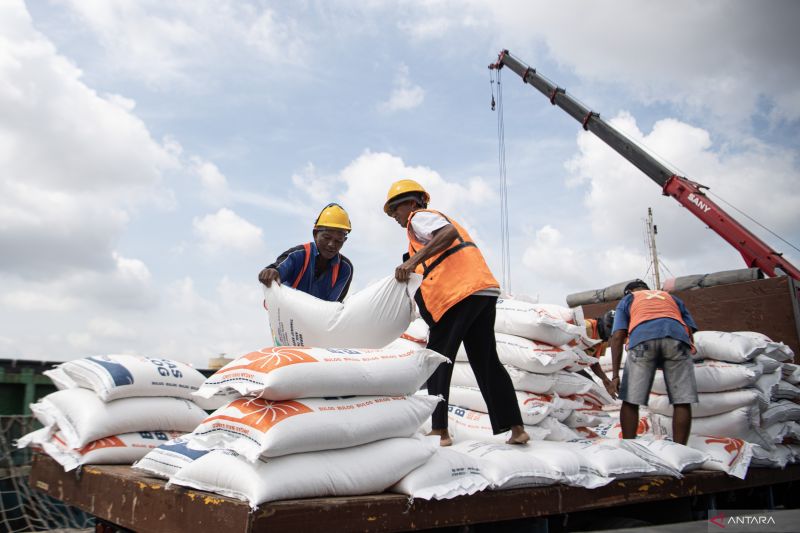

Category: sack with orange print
[189, 394, 439, 462]
[194, 345, 447, 401]
[455, 333, 583, 374]
[264, 274, 421, 349]
[450, 362, 556, 394]
[652, 406, 772, 448]
[39, 430, 182, 471]
[687, 435, 753, 478]
[590, 416, 653, 440]
[445, 405, 550, 443]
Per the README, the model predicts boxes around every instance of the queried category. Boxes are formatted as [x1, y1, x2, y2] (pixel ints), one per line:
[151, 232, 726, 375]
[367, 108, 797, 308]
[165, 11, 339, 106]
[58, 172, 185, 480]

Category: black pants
[426, 295, 523, 434]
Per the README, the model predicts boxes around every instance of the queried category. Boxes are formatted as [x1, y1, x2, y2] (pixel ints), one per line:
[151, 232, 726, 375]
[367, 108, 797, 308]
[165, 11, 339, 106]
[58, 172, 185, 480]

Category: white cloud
[193, 208, 264, 254]
[55, 0, 310, 86]
[378, 64, 425, 113]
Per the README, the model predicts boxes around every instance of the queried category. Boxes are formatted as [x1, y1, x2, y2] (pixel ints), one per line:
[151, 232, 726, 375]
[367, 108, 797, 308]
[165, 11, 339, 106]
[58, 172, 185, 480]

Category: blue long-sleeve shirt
[267, 242, 353, 302]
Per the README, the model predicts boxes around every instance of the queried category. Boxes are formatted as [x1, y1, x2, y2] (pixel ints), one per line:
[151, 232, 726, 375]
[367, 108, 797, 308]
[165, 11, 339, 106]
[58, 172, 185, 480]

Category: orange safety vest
[584, 318, 606, 358]
[628, 290, 688, 334]
[407, 209, 498, 323]
[290, 242, 340, 290]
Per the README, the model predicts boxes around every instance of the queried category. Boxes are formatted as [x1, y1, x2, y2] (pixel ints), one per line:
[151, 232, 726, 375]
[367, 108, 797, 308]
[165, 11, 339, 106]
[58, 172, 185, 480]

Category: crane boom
[490, 50, 800, 281]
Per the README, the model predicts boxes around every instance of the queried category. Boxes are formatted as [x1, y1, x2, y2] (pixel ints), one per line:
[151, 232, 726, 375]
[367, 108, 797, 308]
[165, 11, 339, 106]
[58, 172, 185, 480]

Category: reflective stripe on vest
[628, 290, 688, 333]
[291, 243, 312, 289]
[406, 209, 498, 323]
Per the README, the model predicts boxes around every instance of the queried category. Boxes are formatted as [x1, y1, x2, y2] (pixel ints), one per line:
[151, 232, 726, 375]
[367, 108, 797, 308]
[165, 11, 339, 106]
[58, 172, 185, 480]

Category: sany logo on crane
[687, 193, 713, 213]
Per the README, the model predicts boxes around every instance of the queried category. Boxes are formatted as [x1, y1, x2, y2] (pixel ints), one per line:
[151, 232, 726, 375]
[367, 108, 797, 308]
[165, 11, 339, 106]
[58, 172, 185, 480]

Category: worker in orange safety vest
[608, 279, 698, 444]
[385, 179, 528, 447]
[258, 203, 354, 302]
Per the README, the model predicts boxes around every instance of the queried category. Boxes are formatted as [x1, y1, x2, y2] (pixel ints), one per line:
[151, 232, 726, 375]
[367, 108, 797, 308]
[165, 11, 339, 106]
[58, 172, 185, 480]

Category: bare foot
[427, 429, 453, 447]
[506, 425, 530, 445]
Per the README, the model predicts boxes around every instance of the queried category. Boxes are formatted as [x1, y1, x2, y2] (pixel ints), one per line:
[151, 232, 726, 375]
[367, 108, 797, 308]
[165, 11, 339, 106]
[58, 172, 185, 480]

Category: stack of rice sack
[647, 331, 800, 476]
[447, 299, 615, 442]
[18, 355, 213, 471]
[135, 343, 452, 508]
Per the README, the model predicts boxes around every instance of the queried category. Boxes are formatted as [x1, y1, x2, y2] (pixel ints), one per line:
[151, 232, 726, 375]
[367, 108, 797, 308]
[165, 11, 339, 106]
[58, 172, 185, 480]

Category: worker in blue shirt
[608, 279, 698, 444]
[258, 204, 354, 302]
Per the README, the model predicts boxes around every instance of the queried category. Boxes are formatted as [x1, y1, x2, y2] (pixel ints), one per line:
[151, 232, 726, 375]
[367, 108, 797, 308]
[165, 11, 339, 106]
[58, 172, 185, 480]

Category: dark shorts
[619, 337, 698, 406]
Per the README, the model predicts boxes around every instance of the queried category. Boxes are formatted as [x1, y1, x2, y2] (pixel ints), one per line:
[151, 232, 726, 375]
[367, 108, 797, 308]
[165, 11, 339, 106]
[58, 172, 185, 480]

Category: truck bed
[29, 454, 800, 532]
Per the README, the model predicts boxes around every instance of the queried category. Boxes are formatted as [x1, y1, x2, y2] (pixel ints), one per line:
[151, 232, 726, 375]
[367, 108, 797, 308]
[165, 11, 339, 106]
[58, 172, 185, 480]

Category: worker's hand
[259, 268, 281, 287]
[606, 377, 620, 400]
[395, 258, 417, 282]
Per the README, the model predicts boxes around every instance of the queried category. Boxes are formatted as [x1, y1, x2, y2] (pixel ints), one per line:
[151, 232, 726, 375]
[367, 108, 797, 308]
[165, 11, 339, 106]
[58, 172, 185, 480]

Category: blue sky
[2, 0, 799, 365]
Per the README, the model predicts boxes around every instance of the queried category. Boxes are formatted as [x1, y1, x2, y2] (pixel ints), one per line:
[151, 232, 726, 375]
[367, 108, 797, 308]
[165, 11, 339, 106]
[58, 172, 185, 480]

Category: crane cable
[490, 67, 512, 292]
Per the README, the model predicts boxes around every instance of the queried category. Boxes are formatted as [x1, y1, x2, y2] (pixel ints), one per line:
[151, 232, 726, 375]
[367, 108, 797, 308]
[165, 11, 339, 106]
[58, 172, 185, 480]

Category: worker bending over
[609, 280, 698, 444]
[579, 310, 617, 397]
[259, 203, 354, 302]
[385, 179, 528, 447]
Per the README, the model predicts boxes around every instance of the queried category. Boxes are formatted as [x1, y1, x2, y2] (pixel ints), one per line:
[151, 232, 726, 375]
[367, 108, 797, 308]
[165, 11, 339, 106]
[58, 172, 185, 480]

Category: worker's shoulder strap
[291, 243, 313, 289]
[409, 210, 476, 278]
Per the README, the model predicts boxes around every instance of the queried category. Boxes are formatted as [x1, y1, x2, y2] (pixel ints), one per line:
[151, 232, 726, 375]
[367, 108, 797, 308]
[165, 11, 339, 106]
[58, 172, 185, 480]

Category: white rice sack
[781, 363, 800, 385]
[761, 399, 800, 427]
[40, 430, 182, 472]
[494, 298, 587, 347]
[456, 334, 580, 374]
[648, 389, 764, 418]
[520, 440, 612, 489]
[446, 405, 550, 443]
[43, 368, 77, 390]
[774, 380, 800, 401]
[693, 331, 767, 363]
[598, 346, 626, 373]
[450, 440, 562, 490]
[26, 389, 207, 449]
[755, 354, 782, 374]
[623, 437, 709, 473]
[751, 444, 793, 468]
[604, 439, 682, 477]
[563, 410, 609, 429]
[754, 370, 782, 401]
[264, 273, 421, 349]
[538, 416, 582, 442]
[735, 331, 794, 362]
[56, 355, 207, 402]
[191, 394, 439, 462]
[390, 447, 490, 500]
[171, 436, 435, 509]
[132, 435, 212, 479]
[551, 372, 593, 397]
[764, 421, 798, 445]
[567, 439, 657, 478]
[449, 387, 581, 426]
[687, 435, 753, 479]
[450, 362, 555, 394]
[590, 416, 653, 440]
[652, 406, 771, 448]
[195, 346, 447, 401]
[652, 360, 762, 394]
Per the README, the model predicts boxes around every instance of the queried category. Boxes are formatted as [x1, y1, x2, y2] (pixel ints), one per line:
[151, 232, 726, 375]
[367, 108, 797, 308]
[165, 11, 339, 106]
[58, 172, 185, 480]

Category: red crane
[490, 50, 800, 281]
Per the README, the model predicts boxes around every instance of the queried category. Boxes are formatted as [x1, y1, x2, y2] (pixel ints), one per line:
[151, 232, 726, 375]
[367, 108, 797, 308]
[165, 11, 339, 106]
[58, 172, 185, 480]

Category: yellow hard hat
[383, 179, 430, 214]
[314, 203, 351, 232]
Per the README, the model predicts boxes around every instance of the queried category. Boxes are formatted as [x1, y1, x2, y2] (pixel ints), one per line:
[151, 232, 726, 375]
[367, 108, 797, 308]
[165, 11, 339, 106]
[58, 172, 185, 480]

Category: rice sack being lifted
[264, 273, 421, 348]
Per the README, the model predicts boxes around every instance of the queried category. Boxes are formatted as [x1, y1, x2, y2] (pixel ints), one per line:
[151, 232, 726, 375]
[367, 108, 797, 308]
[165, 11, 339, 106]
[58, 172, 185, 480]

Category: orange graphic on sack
[206, 397, 313, 433]
[219, 347, 319, 375]
[78, 436, 126, 456]
[704, 436, 745, 466]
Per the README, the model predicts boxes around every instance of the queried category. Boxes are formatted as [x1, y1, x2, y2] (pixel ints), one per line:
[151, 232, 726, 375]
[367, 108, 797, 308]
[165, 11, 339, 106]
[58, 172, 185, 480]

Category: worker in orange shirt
[384, 179, 528, 447]
[608, 279, 698, 444]
[578, 310, 617, 397]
